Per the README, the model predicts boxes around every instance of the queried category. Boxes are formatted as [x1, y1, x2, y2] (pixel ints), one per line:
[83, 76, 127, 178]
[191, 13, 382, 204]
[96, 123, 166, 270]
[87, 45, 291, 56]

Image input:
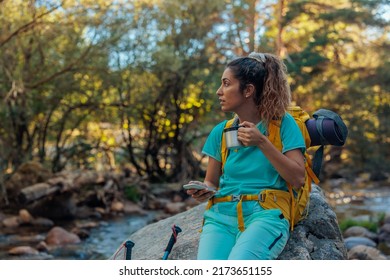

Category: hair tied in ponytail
[248, 52, 266, 64]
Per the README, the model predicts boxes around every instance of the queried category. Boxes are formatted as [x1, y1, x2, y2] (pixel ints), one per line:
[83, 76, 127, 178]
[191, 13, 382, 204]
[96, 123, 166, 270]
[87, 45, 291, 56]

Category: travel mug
[224, 126, 243, 149]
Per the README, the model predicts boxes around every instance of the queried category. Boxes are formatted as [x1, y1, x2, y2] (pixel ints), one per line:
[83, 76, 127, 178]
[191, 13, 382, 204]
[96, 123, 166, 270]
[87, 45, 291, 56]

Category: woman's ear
[245, 84, 255, 98]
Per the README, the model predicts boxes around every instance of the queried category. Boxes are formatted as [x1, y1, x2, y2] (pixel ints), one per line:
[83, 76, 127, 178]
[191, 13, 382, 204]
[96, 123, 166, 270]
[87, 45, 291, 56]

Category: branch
[25, 44, 93, 89]
[0, 2, 64, 48]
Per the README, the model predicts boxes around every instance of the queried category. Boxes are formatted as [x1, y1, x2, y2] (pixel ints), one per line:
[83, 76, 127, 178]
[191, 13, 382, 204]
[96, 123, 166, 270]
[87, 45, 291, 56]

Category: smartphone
[182, 183, 208, 190]
[183, 184, 216, 193]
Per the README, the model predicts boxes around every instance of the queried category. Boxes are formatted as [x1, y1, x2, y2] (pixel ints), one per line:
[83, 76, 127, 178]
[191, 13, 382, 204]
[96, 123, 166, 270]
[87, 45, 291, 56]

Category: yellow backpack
[220, 106, 320, 231]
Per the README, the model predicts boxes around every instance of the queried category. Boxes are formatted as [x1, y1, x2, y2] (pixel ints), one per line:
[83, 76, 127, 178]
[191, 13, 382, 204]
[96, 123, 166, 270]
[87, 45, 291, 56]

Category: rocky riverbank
[1, 162, 389, 260]
[0, 162, 198, 259]
[343, 224, 390, 260]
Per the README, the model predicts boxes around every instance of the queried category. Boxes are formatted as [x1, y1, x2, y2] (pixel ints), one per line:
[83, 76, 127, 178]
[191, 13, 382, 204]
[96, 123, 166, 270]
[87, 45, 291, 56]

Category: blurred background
[0, 0, 389, 259]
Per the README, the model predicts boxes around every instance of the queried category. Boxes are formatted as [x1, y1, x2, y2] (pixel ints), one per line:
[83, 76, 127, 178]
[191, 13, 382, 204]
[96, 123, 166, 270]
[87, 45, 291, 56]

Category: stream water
[0, 212, 157, 260]
[1, 185, 390, 260]
[81, 185, 390, 259]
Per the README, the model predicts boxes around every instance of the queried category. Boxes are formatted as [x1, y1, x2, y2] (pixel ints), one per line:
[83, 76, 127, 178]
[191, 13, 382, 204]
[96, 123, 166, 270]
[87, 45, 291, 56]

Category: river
[1, 184, 390, 260]
[0, 212, 157, 260]
[83, 184, 390, 259]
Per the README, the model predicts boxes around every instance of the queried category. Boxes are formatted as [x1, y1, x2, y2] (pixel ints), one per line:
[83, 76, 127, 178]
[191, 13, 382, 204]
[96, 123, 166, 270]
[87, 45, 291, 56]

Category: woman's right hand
[185, 181, 216, 203]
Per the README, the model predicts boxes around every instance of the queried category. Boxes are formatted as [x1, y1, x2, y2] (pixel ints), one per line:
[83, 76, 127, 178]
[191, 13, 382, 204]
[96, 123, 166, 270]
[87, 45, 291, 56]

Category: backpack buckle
[231, 194, 241, 202]
[258, 193, 266, 202]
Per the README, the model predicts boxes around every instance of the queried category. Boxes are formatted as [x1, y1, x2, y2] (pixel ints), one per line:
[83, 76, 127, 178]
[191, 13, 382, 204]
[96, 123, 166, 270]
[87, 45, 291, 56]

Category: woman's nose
[216, 86, 222, 96]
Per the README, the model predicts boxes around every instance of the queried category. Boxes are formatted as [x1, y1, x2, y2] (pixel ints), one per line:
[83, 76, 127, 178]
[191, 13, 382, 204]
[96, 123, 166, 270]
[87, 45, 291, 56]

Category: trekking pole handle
[162, 225, 182, 260]
[125, 240, 135, 260]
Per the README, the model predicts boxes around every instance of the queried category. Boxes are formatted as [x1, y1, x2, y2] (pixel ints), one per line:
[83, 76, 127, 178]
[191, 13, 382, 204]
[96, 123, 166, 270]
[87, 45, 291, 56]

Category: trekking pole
[124, 240, 135, 260]
[162, 225, 182, 260]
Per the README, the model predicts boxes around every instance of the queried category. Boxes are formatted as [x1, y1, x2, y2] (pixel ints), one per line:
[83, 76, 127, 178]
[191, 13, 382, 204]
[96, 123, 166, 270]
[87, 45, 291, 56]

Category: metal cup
[224, 126, 242, 149]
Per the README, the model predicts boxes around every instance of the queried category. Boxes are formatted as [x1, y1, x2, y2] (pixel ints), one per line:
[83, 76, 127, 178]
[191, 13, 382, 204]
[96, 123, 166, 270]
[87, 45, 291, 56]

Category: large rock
[45, 226, 81, 246]
[110, 185, 347, 260]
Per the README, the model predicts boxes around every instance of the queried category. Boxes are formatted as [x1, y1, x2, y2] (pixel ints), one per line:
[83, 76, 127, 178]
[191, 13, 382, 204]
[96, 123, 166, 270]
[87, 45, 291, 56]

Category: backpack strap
[268, 117, 298, 231]
[268, 112, 319, 231]
[311, 109, 348, 177]
[268, 119, 283, 151]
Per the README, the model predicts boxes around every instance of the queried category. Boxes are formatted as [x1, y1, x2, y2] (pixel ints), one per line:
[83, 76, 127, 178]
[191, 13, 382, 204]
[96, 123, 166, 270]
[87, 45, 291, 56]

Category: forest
[0, 0, 389, 206]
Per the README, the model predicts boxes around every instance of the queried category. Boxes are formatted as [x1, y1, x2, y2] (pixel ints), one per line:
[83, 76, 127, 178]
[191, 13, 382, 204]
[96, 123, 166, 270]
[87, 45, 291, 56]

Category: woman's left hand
[237, 121, 265, 147]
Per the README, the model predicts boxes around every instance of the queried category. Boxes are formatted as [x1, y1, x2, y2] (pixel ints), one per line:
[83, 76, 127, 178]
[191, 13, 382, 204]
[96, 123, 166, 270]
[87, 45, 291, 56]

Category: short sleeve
[280, 113, 306, 154]
[201, 121, 227, 162]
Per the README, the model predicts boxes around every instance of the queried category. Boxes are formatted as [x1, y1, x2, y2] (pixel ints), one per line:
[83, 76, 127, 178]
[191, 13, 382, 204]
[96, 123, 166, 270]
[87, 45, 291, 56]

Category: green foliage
[339, 212, 386, 233]
[0, 0, 389, 183]
[124, 185, 140, 203]
[339, 219, 378, 233]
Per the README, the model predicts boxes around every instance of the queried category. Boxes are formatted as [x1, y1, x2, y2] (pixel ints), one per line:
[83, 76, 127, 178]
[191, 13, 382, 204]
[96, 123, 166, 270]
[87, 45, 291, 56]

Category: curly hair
[226, 52, 291, 125]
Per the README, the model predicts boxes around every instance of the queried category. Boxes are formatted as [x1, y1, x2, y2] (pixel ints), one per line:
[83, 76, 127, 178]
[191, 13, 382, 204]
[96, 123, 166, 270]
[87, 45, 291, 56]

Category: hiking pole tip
[162, 225, 182, 260]
[125, 240, 135, 260]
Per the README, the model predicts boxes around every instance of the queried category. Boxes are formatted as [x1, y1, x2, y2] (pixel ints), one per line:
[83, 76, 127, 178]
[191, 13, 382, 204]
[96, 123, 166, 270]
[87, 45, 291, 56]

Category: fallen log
[18, 183, 61, 204]
[17, 170, 123, 205]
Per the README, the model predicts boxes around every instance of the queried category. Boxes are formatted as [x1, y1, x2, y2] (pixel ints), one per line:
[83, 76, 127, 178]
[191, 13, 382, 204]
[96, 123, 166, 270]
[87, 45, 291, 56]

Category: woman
[186, 52, 306, 260]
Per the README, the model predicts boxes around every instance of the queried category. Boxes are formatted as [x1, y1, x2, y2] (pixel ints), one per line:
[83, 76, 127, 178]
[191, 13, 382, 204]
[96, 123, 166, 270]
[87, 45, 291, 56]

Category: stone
[378, 223, 390, 243]
[45, 226, 81, 245]
[4, 161, 52, 200]
[2, 216, 20, 228]
[31, 217, 54, 228]
[343, 225, 378, 241]
[123, 201, 147, 215]
[111, 201, 124, 212]
[36, 241, 49, 252]
[19, 209, 33, 224]
[383, 214, 390, 225]
[110, 184, 348, 260]
[380, 223, 390, 234]
[348, 245, 387, 260]
[28, 193, 77, 219]
[8, 246, 39, 256]
[344, 236, 377, 250]
[8, 234, 45, 244]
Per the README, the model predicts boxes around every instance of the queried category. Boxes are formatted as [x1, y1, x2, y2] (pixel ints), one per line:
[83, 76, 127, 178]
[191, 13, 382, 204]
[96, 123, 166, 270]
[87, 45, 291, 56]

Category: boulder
[344, 236, 377, 250]
[2, 216, 20, 228]
[348, 245, 387, 260]
[8, 246, 39, 256]
[343, 225, 378, 241]
[45, 226, 81, 245]
[378, 223, 390, 243]
[110, 184, 347, 260]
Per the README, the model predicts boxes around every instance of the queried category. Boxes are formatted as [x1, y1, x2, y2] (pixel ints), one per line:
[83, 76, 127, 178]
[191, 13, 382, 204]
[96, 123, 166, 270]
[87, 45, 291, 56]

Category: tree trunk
[18, 182, 61, 204]
[276, 0, 286, 57]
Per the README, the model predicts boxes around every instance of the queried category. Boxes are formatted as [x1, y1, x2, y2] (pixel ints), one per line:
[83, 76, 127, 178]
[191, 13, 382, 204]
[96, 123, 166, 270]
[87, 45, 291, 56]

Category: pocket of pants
[268, 232, 284, 250]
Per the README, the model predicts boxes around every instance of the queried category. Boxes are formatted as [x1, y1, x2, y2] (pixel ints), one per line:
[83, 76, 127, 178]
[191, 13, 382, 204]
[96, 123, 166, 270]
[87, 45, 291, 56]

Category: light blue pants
[197, 205, 290, 260]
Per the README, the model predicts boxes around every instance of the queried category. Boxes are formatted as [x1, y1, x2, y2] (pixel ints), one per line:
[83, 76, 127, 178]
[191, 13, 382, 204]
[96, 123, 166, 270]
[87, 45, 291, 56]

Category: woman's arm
[238, 121, 305, 188]
[187, 157, 221, 202]
[204, 157, 222, 188]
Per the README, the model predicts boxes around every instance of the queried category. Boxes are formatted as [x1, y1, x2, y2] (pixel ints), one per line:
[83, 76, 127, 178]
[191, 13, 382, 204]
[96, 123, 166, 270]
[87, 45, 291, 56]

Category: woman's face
[216, 67, 245, 113]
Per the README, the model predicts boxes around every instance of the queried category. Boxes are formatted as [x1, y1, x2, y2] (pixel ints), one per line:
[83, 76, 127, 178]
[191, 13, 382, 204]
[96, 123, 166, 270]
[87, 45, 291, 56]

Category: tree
[266, 0, 390, 173]
[108, 0, 227, 182]
[0, 0, 135, 172]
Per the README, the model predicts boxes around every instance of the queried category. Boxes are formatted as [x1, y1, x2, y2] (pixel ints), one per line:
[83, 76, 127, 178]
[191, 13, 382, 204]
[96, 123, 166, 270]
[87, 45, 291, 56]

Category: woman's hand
[185, 180, 216, 203]
[237, 121, 266, 147]
[238, 121, 305, 188]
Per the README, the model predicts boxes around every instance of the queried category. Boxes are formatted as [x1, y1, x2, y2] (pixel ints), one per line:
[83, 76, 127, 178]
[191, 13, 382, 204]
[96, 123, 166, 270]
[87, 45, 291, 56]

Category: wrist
[256, 135, 269, 150]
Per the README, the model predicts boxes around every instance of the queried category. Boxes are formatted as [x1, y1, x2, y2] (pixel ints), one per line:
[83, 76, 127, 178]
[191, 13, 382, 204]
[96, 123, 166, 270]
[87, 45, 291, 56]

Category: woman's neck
[235, 105, 262, 124]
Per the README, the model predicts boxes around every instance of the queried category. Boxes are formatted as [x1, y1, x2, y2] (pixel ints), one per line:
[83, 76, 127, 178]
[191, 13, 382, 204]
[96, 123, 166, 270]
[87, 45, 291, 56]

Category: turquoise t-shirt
[202, 113, 305, 216]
